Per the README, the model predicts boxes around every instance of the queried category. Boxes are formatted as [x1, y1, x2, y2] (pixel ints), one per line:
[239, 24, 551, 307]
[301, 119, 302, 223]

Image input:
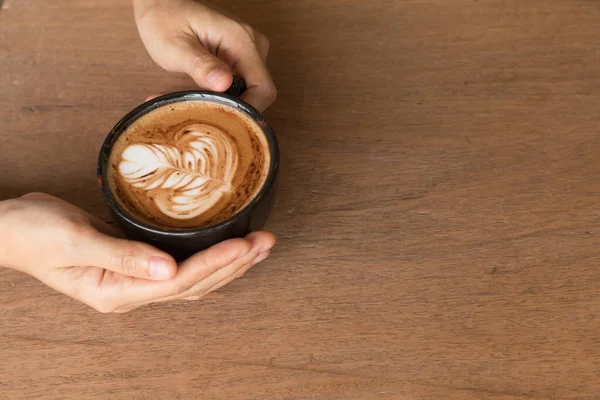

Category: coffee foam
[108, 101, 270, 229]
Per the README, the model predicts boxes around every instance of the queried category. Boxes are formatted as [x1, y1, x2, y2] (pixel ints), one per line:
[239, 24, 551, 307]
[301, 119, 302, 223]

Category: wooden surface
[2, 0, 600, 398]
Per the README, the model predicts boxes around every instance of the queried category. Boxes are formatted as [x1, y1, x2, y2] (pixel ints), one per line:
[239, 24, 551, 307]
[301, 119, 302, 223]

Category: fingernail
[206, 69, 229, 88]
[149, 257, 173, 280]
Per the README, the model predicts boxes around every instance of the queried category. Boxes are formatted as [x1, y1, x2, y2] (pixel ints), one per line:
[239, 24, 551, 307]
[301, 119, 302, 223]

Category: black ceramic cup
[97, 90, 279, 261]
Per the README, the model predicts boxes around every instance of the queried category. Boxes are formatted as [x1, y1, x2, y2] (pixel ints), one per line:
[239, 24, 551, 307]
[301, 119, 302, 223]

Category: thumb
[75, 230, 177, 281]
[178, 41, 234, 92]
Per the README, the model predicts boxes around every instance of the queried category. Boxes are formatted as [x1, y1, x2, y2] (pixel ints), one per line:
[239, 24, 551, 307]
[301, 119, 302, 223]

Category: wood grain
[2, 0, 600, 398]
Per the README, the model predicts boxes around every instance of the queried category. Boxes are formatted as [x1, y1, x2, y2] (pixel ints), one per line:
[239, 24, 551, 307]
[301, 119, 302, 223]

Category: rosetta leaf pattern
[118, 124, 238, 220]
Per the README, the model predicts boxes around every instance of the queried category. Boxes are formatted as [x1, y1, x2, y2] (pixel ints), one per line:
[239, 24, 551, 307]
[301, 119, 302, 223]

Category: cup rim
[97, 90, 280, 237]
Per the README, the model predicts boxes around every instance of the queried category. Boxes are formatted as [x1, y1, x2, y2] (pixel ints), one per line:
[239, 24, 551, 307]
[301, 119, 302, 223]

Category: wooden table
[2, 0, 600, 398]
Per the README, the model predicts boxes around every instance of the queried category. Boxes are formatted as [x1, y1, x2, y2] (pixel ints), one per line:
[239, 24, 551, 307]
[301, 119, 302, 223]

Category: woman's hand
[134, 0, 277, 112]
[0, 193, 275, 313]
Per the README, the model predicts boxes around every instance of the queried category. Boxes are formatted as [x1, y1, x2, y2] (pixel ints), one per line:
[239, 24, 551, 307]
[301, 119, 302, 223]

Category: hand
[0, 193, 275, 313]
[134, 0, 277, 112]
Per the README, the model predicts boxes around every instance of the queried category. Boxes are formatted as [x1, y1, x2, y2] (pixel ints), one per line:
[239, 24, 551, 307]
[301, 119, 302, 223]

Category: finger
[167, 240, 254, 299]
[108, 239, 253, 312]
[148, 231, 272, 302]
[252, 249, 271, 267]
[225, 34, 276, 111]
[177, 39, 234, 92]
[74, 229, 177, 281]
[184, 260, 254, 301]
[180, 231, 275, 300]
[128, 231, 275, 306]
[145, 94, 163, 102]
[246, 230, 276, 255]
[113, 305, 138, 314]
[255, 33, 270, 62]
[112, 256, 252, 309]
[237, 56, 277, 112]
[179, 251, 257, 301]
[108, 232, 275, 311]
[116, 237, 253, 307]
[186, 249, 271, 301]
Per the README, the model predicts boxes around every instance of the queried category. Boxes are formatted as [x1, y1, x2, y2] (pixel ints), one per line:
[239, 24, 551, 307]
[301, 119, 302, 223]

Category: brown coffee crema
[107, 101, 270, 230]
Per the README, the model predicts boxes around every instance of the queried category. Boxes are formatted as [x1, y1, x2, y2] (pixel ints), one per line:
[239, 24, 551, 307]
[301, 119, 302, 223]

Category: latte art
[107, 100, 270, 230]
[118, 124, 238, 220]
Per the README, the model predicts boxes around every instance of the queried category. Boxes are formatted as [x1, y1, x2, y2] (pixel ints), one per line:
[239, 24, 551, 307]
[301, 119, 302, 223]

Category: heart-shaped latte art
[118, 124, 238, 220]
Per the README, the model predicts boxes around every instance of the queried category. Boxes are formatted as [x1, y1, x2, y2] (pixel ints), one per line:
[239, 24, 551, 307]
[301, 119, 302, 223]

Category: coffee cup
[97, 87, 279, 261]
